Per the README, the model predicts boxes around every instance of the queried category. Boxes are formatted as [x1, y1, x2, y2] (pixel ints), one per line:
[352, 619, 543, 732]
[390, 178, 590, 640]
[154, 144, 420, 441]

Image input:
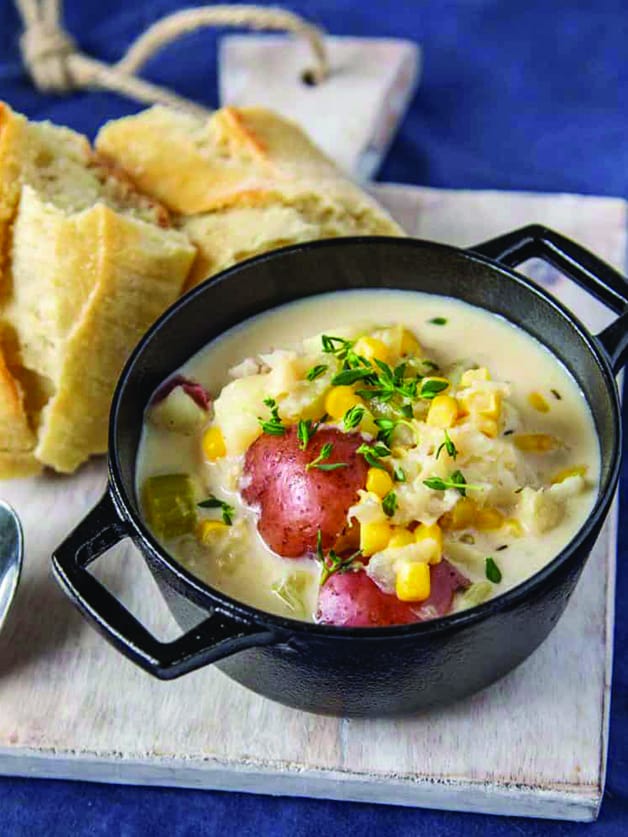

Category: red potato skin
[316, 566, 420, 627]
[242, 426, 368, 558]
[316, 559, 470, 627]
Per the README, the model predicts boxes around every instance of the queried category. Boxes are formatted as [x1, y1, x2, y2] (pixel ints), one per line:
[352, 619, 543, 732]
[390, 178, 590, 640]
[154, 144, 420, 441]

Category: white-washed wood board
[0, 185, 624, 822]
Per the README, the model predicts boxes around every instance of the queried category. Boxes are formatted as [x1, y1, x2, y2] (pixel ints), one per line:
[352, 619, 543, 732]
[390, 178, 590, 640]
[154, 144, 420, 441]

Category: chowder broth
[137, 290, 600, 625]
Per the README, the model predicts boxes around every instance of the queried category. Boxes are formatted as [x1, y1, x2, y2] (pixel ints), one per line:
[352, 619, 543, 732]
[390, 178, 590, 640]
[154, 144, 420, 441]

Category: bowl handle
[471, 224, 628, 373]
[52, 491, 280, 680]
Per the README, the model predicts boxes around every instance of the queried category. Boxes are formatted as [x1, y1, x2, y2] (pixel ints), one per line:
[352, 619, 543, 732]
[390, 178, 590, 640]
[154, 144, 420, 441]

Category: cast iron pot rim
[108, 235, 622, 641]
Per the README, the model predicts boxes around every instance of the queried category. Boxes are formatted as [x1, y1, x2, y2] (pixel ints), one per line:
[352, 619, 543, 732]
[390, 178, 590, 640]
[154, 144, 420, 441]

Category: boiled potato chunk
[213, 374, 268, 455]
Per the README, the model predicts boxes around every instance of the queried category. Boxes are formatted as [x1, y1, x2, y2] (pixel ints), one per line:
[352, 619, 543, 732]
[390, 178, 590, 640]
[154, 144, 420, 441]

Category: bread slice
[0, 103, 196, 475]
[96, 106, 403, 286]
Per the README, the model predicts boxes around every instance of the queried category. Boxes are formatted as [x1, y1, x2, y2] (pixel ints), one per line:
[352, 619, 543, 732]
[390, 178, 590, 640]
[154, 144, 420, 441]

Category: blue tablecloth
[0, 1, 626, 833]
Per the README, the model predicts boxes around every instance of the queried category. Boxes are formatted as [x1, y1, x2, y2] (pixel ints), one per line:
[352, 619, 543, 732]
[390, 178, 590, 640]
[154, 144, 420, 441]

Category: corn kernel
[197, 519, 229, 545]
[396, 561, 431, 602]
[325, 386, 363, 419]
[366, 467, 394, 497]
[528, 392, 550, 413]
[514, 433, 560, 452]
[440, 498, 477, 530]
[426, 394, 459, 428]
[475, 507, 505, 530]
[360, 521, 393, 556]
[504, 517, 524, 537]
[388, 529, 415, 549]
[551, 465, 588, 484]
[460, 367, 490, 387]
[400, 329, 422, 357]
[202, 425, 226, 460]
[353, 336, 390, 364]
[414, 522, 443, 564]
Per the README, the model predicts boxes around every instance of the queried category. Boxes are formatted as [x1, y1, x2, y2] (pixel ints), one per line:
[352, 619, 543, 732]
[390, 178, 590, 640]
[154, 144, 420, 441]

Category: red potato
[316, 559, 470, 627]
[316, 566, 420, 627]
[151, 374, 211, 410]
[242, 426, 368, 558]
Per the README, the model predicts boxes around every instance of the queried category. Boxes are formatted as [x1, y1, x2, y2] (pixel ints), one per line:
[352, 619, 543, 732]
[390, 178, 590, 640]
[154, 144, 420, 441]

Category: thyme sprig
[343, 404, 366, 430]
[321, 335, 422, 408]
[306, 442, 348, 472]
[419, 378, 449, 400]
[357, 441, 391, 470]
[306, 364, 328, 381]
[436, 429, 458, 460]
[258, 397, 285, 436]
[485, 557, 503, 583]
[316, 530, 362, 586]
[423, 469, 481, 497]
[297, 416, 325, 450]
[198, 494, 235, 525]
[382, 490, 397, 518]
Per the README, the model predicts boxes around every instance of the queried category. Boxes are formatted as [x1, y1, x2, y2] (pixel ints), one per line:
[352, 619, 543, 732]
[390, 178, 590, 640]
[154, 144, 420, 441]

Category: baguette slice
[96, 106, 403, 286]
[0, 102, 196, 475]
[7, 189, 196, 473]
[0, 102, 171, 289]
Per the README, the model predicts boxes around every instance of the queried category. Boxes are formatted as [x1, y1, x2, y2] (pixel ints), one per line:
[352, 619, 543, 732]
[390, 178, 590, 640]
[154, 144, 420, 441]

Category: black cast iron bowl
[52, 225, 628, 717]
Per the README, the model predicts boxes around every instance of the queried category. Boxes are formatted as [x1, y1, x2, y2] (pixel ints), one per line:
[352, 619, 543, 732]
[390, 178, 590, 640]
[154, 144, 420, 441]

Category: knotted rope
[16, 0, 329, 119]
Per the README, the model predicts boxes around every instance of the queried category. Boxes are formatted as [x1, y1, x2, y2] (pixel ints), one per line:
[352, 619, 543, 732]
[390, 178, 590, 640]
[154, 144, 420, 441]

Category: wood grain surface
[0, 185, 624, 822]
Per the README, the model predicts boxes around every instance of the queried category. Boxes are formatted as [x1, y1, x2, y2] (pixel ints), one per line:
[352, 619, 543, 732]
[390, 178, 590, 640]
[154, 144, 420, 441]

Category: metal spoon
[0, 501, 23, 632]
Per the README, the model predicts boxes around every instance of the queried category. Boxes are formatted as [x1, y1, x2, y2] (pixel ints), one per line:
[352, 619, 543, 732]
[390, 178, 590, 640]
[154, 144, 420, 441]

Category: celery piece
[461, 581, 493, 608]
[271, 571, 310, 617]
[142, 474, 197, 539]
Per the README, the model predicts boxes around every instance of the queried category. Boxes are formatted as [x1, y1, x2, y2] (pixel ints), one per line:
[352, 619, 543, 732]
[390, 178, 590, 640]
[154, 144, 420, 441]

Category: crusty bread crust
[96, 105, 403, 288]
[0, 102, 196, 476]
[0, 101, 402, 477]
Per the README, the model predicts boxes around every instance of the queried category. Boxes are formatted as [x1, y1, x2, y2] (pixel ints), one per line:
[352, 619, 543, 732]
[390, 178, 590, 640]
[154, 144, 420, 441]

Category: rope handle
[16, 0, 329, 118]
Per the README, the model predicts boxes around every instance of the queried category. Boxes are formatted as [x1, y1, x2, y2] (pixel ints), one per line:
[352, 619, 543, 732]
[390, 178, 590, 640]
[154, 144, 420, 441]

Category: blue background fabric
[0, 0, 627, 833]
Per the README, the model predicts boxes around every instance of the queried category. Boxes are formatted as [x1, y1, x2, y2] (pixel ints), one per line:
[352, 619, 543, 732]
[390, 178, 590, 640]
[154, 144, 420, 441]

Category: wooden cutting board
[0, 185, 624, 822]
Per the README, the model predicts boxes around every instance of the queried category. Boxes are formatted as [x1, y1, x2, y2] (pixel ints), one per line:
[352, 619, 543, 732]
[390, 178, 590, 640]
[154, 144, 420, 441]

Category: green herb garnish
[485, 557, 502, 584]
[331, 367, 375, 387]
[258, 397, 285, 436]
[343, 404, 366, 430]
[423, 470, 481, 496]
[422, 360, 439, 371]
[297, 417, 324, 450]
[306, 364, 328, 381]
[306, 442, 348, 472]
[197, 494, 235, 526]
[321, 334, 353, 359]
[419, 378, 449, 400]
[429, 317, 448, 325]
[436, 429, 457, 460]
[355, 359, 420, 404]
[357, 441, 391, 470]
[382, 490, 397, 518]
[393, 464, 406, 483]
[316, 529, 362, 586]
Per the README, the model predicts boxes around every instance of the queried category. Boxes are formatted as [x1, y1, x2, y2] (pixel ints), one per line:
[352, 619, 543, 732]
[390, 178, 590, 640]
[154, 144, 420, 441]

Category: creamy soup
[136, 290, 599, 627]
